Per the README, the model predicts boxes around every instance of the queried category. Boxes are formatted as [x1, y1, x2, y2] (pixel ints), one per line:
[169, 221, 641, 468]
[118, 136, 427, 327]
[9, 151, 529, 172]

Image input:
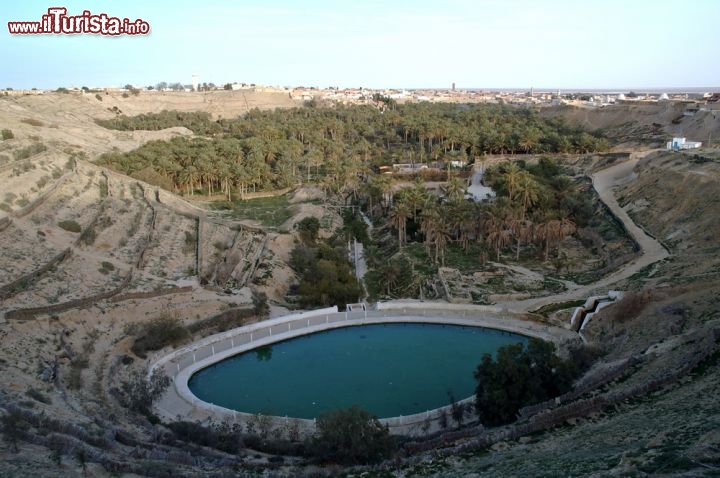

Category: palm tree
[389, 201, 411, 249]
[380, 259, 402, 296]
[518, 127, 541, 153]
[443, 177, 467, 204]
[406, 180, 429, 218]
[217, 163, 233, 201]
[421, 204, 441, 255]
[373, 174, 394, 210]
[434, 224, 450, 266]
[232, 162, 250, 199]
[485, 211, 512, 262]
[420, 205, 450, 265]
[515, 170, 540, 219]
[537, 218, 575, 261]
[456, 203, 478, 252]
[507, 216, 533, 261]
[557, 218, 577, 259]
[179, 165, 199, 196]
[503, 162, 522, 202]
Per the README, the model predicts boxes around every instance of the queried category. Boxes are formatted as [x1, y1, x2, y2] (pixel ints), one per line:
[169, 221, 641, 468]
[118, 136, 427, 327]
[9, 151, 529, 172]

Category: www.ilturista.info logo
[8, 7, 150, 35]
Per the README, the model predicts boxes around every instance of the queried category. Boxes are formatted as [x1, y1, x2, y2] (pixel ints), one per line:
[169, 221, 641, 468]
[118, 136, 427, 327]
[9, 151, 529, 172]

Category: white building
[667, 137, 702, 150]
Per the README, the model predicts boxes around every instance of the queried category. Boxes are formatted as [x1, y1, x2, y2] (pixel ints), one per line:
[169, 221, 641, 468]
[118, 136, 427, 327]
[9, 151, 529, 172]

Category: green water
[188, 323, 527, 419]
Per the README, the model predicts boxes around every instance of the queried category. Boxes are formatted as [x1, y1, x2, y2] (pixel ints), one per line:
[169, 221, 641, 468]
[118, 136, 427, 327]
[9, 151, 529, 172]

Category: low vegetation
[311, 405, 395, 465]
[12, 142, 47, 161]
[95, 103, 608, 198]
[474, 338, 601, 426]
[362, 157, 605, 300]
[223, 195, 294, 227]
[57, 219, 82, 233]
[128, 314, 189, 358]
[116, 369, 170, 416]
[289, 220, 362, 308]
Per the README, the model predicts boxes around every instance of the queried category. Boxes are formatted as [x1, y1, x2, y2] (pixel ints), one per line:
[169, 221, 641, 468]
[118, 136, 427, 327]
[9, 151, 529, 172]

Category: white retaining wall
[149, 301, 578, 436]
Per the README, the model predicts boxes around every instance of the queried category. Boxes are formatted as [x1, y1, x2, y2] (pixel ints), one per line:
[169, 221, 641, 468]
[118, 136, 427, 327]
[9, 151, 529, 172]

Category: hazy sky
[3, 0, 719, 90]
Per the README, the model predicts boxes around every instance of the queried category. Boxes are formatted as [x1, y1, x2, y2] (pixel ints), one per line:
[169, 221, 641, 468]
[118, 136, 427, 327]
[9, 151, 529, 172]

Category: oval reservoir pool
[188, 323, 527, 419]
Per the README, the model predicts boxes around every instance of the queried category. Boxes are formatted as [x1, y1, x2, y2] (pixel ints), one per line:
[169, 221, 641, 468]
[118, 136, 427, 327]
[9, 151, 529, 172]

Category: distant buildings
[667, 137, 702, 150]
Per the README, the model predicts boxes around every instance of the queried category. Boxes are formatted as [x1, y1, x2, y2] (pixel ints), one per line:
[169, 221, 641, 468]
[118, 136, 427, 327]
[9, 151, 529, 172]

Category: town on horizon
[5, 80, 719, 110]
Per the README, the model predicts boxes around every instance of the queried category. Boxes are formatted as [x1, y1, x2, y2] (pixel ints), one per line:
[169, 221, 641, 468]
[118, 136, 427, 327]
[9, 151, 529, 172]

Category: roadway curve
[502, 150, 669, 313]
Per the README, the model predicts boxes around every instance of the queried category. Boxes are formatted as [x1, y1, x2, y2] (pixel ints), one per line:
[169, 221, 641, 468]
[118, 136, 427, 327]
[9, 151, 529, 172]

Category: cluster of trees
[289, 218, 362, 308]
[313, 406, 395, 465]
[95, 103, 608, 200]
[474, 339, 600, 426]
[154, 81, 186, 91]
[96, 111, 221, 136]
[365, 157, 593, 298]
[162, 405, 394, 465]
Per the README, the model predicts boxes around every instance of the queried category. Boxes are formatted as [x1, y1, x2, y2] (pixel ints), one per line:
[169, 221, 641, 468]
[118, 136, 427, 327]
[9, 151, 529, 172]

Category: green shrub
[296, 216, 320, 244]
[117, 368, 170, 415]
[131, 314, 189, 358]
[311, 406, 395, 465]
[290, 238, 362, 308]
[474, 338, 588, 426]
[13, 142, 47, 160]
[58, 220, 82, 233]
[1, 129, 13, 140]
[186, 307, 255, 335]
[79, 225, 96, 245]
[67, 355, 89, 390]
[25, 387, 51, 404]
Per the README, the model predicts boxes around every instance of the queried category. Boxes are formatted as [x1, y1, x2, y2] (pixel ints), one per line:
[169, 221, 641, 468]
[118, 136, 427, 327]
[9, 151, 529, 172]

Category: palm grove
[79, 102, 612, 462]
[96, 102, 606, 198]
[96, 102, 608, 304]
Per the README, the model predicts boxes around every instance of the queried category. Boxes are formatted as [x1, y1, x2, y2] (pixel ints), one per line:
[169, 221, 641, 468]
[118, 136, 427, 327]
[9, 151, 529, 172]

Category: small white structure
[191, 74, 199, 92]
[667, 137, 702, 150]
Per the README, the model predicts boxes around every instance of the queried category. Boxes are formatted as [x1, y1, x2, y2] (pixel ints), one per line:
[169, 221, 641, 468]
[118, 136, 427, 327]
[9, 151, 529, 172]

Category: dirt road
[502, 150, 669, 312]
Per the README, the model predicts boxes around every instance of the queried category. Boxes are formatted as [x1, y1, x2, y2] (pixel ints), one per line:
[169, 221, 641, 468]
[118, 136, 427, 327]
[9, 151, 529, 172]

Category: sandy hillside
[0, 89, 301, 161]
[542, 102, 720, 148]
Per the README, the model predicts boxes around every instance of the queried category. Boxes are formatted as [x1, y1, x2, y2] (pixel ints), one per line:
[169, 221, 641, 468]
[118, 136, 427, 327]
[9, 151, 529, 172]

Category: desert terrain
[0, 90, 719, 477]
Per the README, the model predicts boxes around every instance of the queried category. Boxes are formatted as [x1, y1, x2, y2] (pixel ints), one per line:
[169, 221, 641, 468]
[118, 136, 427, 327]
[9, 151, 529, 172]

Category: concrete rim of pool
[149, 302, 579, 436]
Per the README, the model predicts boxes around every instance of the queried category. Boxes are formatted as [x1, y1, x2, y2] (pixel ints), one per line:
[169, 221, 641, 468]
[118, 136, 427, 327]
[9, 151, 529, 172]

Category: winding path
[501, 150, 669, 313]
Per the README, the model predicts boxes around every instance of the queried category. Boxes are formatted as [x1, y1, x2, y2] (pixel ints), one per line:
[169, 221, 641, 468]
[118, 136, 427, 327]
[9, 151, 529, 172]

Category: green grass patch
[626, 262, 656, 284]
[443, 242, 483, 272]
[221, 195, 294, 228]
[403, 243, 437, 276]
[186, 307, 256, 335]
[532, 299, 586, 318]
[58, 219, 82, 233]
